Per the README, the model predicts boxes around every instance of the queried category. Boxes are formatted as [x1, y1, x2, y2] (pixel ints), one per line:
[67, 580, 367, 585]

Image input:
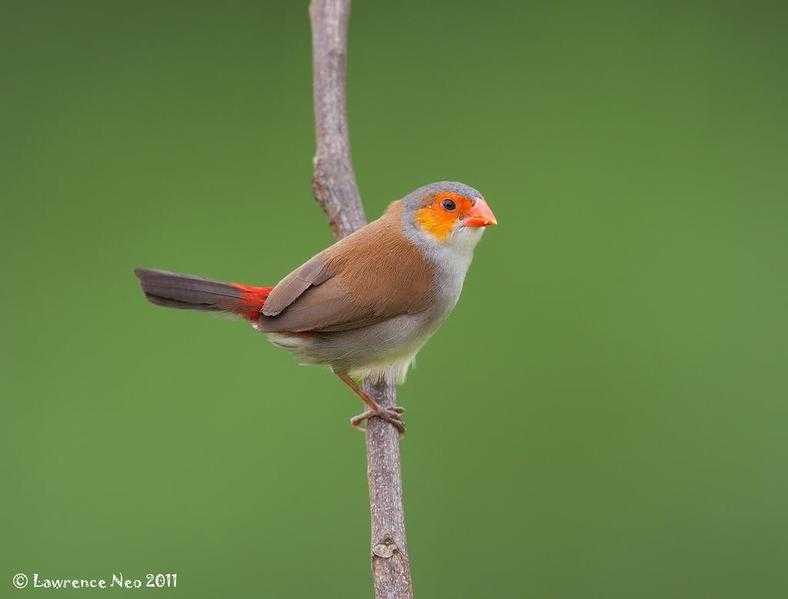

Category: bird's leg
[334, 371, 406, 434]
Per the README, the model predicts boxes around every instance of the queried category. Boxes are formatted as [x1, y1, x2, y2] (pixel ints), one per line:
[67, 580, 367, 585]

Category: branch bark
[309, 1, 413, 597]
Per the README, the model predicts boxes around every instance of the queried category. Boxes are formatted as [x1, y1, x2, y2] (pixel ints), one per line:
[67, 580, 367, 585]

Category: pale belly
[263, 307, 448, 384]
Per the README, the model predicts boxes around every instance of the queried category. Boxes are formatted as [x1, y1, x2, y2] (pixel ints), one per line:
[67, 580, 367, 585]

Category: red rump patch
[232, 283, 272, 320]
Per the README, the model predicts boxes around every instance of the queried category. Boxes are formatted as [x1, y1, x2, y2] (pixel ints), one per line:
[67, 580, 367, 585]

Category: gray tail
[134, 267, 270, 319]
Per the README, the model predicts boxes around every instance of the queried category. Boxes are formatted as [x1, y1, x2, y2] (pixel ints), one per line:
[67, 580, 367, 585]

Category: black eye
[442, 198, 456, 211]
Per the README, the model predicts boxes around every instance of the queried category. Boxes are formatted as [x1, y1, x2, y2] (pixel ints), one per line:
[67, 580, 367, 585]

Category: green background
[3, 1, 787, 597]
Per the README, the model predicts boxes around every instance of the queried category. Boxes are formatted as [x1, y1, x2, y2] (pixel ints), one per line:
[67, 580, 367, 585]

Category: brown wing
[260, 254, 332, 317]
[258, 202, 436, 333]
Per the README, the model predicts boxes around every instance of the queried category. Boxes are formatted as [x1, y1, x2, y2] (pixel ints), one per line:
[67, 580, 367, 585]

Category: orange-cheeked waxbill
[134, 181, 497, 433]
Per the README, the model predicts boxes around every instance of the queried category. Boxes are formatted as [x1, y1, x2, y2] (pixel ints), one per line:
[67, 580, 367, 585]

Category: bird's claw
[350, 406, 406, 435]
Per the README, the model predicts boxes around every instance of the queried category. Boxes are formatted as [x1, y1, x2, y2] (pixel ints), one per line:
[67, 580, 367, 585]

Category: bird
[134, 181, 497, 434]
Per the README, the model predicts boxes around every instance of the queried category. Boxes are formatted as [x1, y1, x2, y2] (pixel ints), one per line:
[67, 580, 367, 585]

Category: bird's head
[398, 181, 497, 254]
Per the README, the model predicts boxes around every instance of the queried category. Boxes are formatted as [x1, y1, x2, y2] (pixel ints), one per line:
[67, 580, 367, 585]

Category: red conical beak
[463, 198, 498, 228]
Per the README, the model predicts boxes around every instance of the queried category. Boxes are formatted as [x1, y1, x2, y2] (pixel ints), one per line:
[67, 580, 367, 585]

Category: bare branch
[309, 1, 414, 597]
[309, 0, 365, 238]
[364, 379, 413, 598]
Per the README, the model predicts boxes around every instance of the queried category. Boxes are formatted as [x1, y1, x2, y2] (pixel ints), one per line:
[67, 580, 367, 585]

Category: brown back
[258, 202, 436, 333]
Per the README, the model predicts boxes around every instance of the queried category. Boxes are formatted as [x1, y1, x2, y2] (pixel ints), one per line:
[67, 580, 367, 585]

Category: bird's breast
[429, 246, 474, 315]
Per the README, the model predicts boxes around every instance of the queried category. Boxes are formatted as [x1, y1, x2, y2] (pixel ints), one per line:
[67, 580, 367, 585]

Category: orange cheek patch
[416, 206, 456, 241]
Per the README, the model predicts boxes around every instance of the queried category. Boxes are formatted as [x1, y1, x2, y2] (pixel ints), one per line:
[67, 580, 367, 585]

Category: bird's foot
[350, 405, 406, 435]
